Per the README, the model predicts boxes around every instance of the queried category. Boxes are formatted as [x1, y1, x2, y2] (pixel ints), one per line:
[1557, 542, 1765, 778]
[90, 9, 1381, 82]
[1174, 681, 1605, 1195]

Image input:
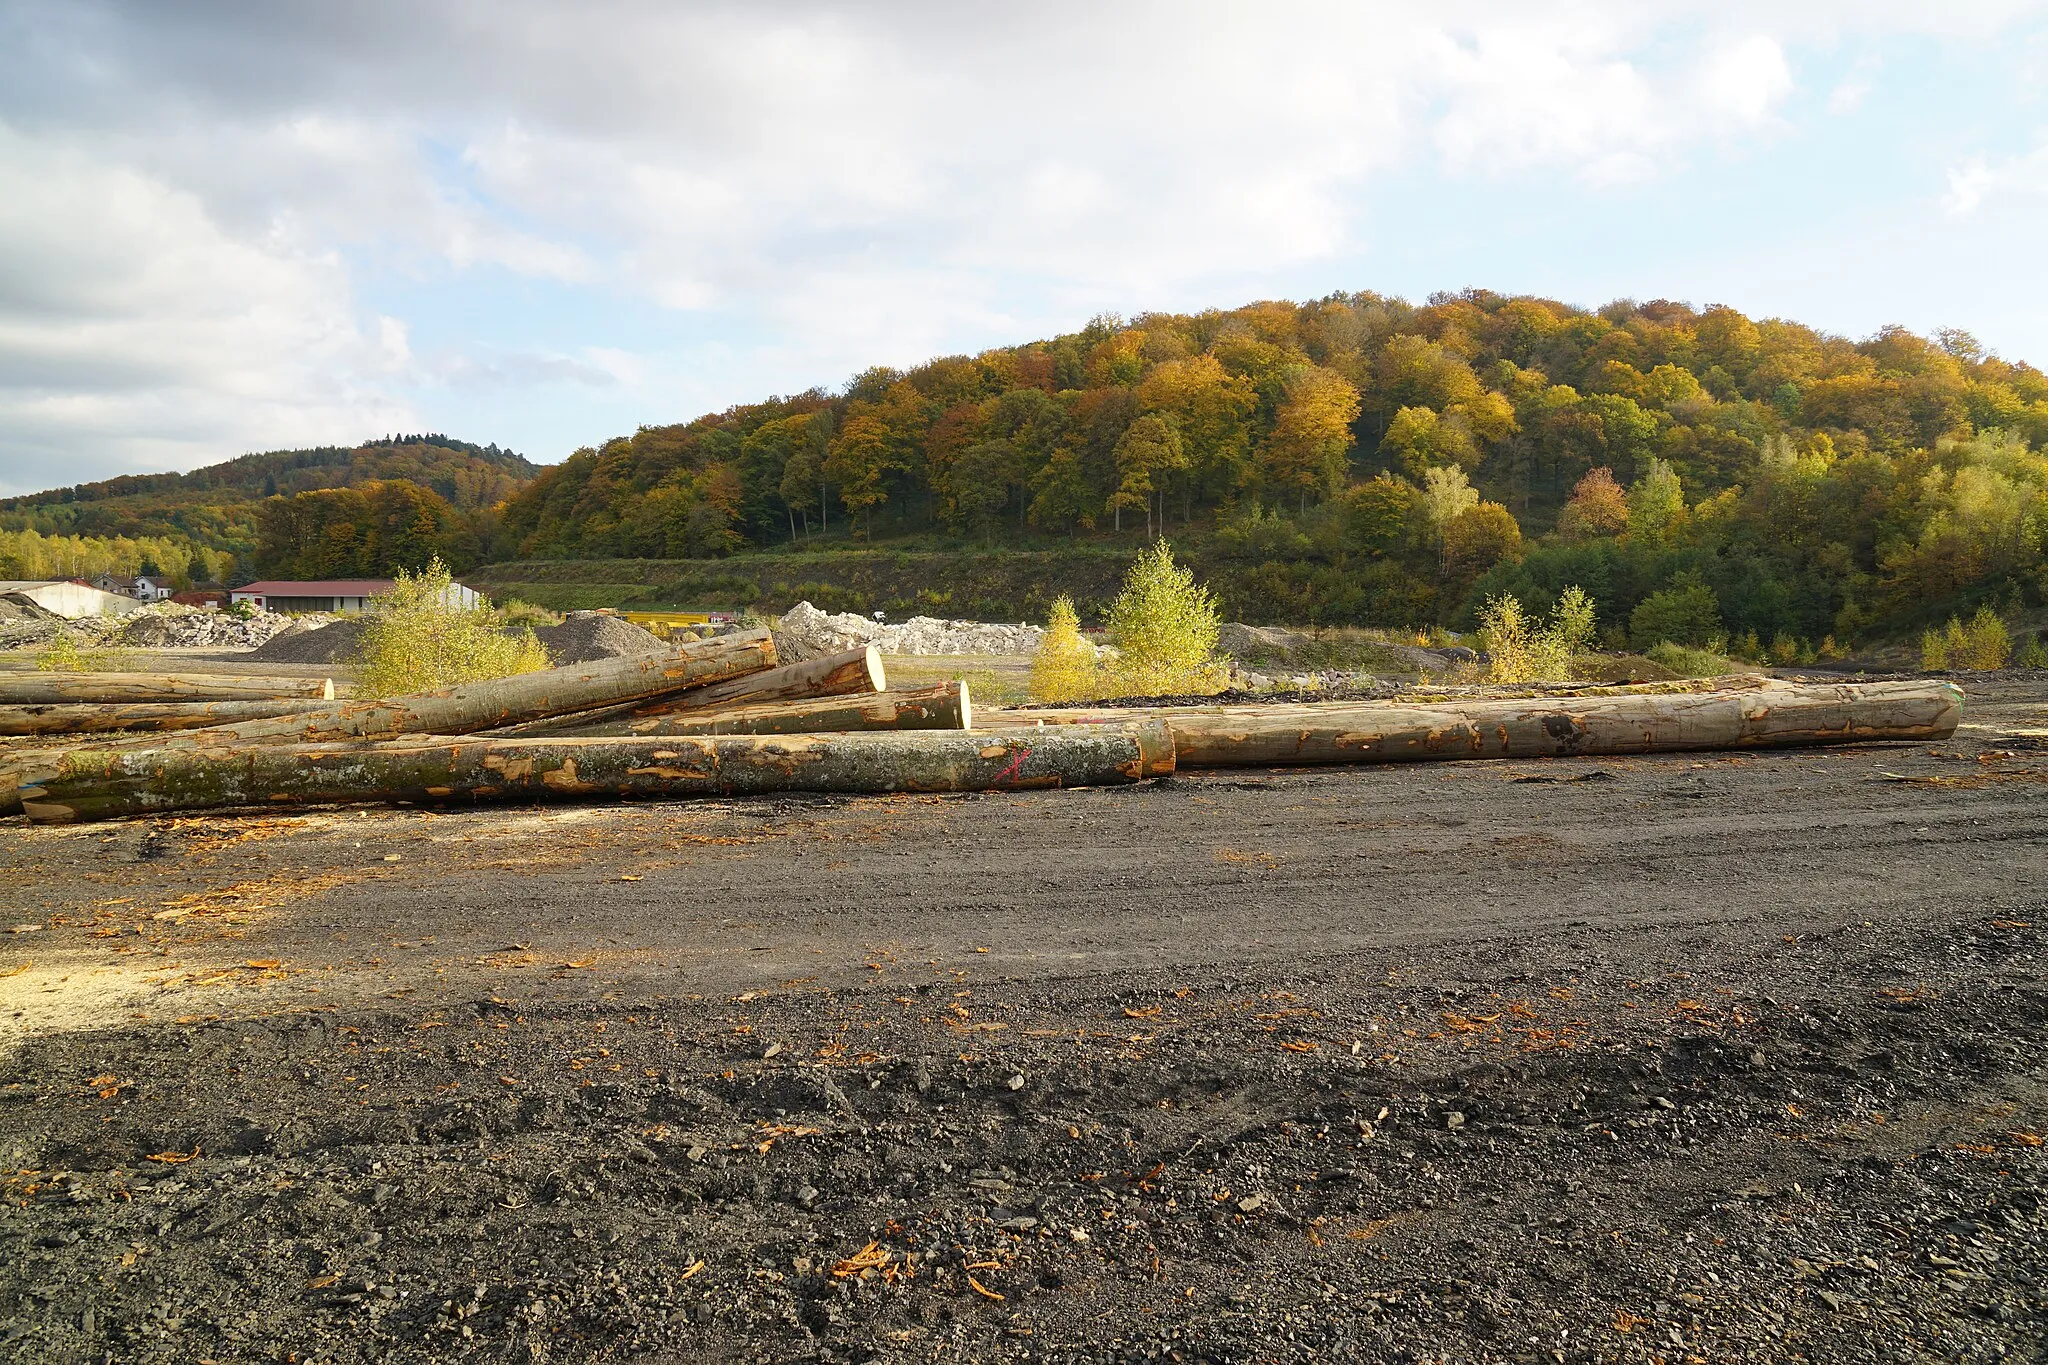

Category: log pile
[0, 634, 1965, 824]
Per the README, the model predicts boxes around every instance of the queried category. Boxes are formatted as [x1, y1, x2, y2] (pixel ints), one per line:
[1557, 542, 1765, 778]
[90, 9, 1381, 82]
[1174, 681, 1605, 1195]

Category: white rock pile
[0, 602, 303, 651]
[776, 601, 1044, 657]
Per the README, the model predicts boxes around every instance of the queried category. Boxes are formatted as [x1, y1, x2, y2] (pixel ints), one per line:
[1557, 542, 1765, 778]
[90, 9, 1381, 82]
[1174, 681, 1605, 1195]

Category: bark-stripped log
[0, 631, 777, 816]
[484, 646, 884, 737]
[0, 672, 334, 704]
[554, 681, 969, 738]
[18, 720, 1173, 822]
[0, 699, 330, 736]
[996, 679, 1960, 767]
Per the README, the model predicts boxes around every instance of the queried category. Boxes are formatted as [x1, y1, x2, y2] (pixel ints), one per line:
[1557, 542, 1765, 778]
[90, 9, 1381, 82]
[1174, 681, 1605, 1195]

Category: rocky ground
[0, 677, 2043, 1364]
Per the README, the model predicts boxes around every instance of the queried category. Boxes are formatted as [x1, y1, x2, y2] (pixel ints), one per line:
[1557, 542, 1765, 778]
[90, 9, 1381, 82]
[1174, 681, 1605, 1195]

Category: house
[229, 579, 482, 614]
[170, 589, 228, 610]
[89, 572, 175, 603]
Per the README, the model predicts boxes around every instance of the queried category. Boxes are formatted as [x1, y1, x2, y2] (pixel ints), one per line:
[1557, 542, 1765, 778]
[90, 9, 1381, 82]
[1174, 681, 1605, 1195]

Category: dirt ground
[0, 676, 2043, 1364]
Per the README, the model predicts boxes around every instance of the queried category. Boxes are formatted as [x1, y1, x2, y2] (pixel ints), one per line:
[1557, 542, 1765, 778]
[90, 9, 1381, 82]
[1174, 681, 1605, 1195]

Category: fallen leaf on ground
[145, 1148, 200, 1164]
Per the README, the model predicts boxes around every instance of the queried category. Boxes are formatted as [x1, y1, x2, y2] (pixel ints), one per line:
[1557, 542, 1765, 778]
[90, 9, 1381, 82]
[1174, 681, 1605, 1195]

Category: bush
[1479, 585, 1597, 683]
[352, 558, 550, 698]
[1925, 609, 2014, 671]
[1646, 640, 1740, 678]
[2016, 632, 2048, 669]
[1028, 596, 1100, 702]
[497, 599, 563, 629]
[1960, 607, 2011, 670]
[1103, 541, 1227, 697]
[1628, 572, 1722, 652]
[36, 630, 128, 673]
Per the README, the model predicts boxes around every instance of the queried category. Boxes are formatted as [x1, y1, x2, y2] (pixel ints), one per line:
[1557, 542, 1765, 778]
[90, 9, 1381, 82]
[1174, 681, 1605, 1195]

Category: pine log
[483, 646, 884, 737]
[0, 699, 329, 736]
[0, 672, 334, 704]
[0, 630, 777, 816]
[996, 679, 1961, 767]
[18, 720, 1174, 823]
[552, 681, 970, 738]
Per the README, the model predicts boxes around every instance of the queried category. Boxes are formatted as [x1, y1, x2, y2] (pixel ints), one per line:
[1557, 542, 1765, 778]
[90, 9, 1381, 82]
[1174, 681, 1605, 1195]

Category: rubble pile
[776, 601, 1043, 657]
[0, 603, 301, 651]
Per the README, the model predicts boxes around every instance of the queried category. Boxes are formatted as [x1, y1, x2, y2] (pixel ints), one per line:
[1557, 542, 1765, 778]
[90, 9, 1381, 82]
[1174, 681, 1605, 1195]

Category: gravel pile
[776, 600, 1043, 657]
[116, 605, 301, 649]
[530, 612, 669, 664]
[246, 617, 367, 665]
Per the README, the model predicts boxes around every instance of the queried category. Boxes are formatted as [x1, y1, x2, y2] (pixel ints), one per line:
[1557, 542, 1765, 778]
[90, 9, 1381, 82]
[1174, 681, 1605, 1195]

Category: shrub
[1479, 585, 1598, 683]
[352, 558, 550, 698]
[1627, 572, 1721, 651]
[2016, 632, 2048, 669]
[1646, 641, 1738, 678]
[1960, 607, 2011, 670]
[497, 599, 563, 629]
[36, 630, 130, 673]
[1028, 595, 1100, 702]
[1102, 541, 1226, 697]
[1920, 625, 1950, 670]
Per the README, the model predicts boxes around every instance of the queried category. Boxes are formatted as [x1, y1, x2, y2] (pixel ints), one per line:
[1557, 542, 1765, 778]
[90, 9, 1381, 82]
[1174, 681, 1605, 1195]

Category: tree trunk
[551, 681, 969, 738]
[0, 631, 777, 816]
[19, 720, 1174, 823]
[0, 673, 334, 704]
[482, 646, 884, 738]
[0, 699, 329, 736]
[997, 680, 1961, 767]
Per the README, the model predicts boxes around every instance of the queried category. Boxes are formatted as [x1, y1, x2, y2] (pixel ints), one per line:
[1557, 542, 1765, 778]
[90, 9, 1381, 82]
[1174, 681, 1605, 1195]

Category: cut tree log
[997, 679, 1961, 767]
[0, 630, 777, 816]
[484, 645, 885, 737]
[555, 681, 970, 738]
[18, 720, 1174, 822]
[0, 699, 330, 737]
[0, 672, 334, 704]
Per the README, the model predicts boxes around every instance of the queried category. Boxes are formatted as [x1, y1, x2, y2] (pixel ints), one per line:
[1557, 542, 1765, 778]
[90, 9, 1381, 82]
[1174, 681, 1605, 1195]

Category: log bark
[19, 720, 1173, 823]
[0, 672, 334, 704]
[553, 681, 970, 738]
[484, 646, 884, 737]
[0, 630, 777, 816]
[996, 679, 1961, 767]
[0, 699, 329, 736]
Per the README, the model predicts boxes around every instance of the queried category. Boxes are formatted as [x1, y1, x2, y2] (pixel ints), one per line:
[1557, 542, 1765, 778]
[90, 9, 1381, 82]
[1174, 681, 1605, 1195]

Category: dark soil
[1, 678, 2044, 1364]
[247, 619, 369, 665]
[532, 615, 670, 666]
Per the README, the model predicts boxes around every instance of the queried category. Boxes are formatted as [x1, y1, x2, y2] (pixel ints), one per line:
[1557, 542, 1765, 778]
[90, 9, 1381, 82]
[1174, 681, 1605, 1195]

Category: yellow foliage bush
[1027, 596, 1100, 702]
[1480, 586, 1597, 683]
[352, 558, 550, 698]
[1923, 608, 2012, 671]
[36, 630, 128, 673]
[1102, 541, 1227, 697]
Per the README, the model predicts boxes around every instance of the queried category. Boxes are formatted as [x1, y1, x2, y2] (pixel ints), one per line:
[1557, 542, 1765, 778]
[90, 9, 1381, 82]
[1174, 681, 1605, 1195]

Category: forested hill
[0, 437, 534, 587]
[496, 292, 2048, 644]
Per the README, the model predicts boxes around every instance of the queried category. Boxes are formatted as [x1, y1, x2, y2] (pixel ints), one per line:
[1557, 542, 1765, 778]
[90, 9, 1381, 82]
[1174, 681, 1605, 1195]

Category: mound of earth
[245, 617, 366, 664]
[116, 604, 299, 650]
[530, 612, 669, 665]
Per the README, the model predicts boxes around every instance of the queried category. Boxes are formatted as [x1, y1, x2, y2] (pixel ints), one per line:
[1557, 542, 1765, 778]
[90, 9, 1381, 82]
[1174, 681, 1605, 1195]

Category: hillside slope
[0, 436, 535, 584]
[491, 292, 2048, 646]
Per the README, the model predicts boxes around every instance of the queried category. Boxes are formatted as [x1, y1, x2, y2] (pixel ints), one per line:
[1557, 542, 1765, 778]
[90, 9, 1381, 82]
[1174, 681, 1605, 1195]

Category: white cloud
[0, 122, 414, 492]
[0, 1, 2040, 484]
[1943, 137, 2048, 214]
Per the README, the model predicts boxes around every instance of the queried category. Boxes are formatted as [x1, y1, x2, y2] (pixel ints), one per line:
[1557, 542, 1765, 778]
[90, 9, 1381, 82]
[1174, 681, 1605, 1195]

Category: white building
[229, 578, 482, 614]
[0, 580, 147, 619]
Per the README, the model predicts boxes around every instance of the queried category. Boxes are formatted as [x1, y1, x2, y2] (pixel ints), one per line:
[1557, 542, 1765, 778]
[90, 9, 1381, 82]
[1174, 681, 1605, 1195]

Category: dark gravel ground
[0, 678, 2043, 1364]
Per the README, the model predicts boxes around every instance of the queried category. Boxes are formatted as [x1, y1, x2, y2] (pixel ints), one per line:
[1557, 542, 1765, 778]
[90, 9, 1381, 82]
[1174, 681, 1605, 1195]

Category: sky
[2, 1, 2046, 495]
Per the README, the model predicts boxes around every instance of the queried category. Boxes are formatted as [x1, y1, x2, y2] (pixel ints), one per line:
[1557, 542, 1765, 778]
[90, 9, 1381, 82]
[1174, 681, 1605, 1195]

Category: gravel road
[1, 677, 2043, 1363]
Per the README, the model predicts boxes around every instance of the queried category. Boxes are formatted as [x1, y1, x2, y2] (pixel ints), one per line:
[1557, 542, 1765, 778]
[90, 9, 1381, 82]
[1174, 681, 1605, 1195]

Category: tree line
[495, 291, 2048, 644]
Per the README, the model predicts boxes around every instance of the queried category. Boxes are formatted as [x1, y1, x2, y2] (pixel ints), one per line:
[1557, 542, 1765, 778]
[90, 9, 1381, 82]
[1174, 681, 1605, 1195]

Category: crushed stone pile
[776, 600, 1044, 657]
[246, 617, 367, 665]
[117, 605, 301, 649]
[0, 602, 301, 651]
[531, 612, 669, 665]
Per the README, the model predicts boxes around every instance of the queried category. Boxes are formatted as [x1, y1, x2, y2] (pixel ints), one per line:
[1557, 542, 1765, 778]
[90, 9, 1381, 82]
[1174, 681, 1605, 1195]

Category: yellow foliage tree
[1028, 595, 1099, 702]
[1103, 541, 1227, 697]
[352, 558, 549, 698]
